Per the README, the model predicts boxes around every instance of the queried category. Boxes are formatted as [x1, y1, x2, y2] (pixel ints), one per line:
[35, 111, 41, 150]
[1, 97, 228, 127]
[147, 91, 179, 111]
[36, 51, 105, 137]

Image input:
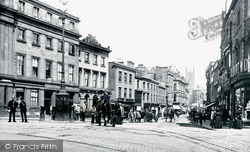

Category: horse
[95, 98, 120, 127]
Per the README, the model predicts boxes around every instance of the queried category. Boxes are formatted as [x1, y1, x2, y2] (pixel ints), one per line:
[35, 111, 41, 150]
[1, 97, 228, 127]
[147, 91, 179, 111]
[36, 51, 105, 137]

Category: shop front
[231, 73, 250, 126]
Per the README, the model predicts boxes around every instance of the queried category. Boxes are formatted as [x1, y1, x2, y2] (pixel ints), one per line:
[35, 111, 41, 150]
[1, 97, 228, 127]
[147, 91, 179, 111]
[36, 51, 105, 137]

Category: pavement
[188, 116, 250, 130]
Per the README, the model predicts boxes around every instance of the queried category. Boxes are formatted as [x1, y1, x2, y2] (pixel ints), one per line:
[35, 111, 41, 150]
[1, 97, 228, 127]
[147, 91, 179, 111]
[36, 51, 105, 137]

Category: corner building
[220, 0, 250, 121]
[0, 0, 81, 116]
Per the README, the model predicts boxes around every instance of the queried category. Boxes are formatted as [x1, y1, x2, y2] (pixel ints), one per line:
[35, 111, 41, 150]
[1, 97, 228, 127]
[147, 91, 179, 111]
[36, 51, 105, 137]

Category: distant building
[108, 61, 136, 113]
[173, 72, 189, 106]
[78, 35, 111, 110]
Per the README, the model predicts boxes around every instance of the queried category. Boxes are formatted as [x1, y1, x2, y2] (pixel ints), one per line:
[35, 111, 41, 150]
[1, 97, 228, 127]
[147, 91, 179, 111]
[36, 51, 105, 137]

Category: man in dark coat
[104, 90, 110, 104]
[8, 97, 18, 122]
[20, 98, 28, 122]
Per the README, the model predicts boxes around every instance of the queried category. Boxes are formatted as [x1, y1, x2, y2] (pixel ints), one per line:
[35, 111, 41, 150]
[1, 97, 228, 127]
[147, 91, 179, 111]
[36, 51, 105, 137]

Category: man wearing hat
[20, 97, 28, 122]
[104, 90, 110, 104]
[8, 97, 18, 122]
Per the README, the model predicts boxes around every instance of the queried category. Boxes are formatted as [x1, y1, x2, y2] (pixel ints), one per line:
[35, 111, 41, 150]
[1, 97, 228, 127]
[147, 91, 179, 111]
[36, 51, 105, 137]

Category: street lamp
[55, 0, 72, 121]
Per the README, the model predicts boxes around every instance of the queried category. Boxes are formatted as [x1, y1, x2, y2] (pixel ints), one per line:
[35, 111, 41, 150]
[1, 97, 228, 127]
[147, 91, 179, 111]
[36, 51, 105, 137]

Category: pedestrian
[199, 110, 203, 126]
[8, 97, 18, 122]
[19, 97, 28, 122]
[236, 106, 242, 129]
[210, 108, 215, 129]
[214, 108, 222, 129]
[128, 109, 135, 123]
[81, 102, 86, 122]
[119, 103, 125, 121]
[228, 111, 233, 129]
[91, 105, 95, 123]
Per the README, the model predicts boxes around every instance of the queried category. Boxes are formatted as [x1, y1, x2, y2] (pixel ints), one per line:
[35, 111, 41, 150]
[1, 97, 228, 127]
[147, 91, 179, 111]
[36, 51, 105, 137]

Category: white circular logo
[5, 144, 11, 149]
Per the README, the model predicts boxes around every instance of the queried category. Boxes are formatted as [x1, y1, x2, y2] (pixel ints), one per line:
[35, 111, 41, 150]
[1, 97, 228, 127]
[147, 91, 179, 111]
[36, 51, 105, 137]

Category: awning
[205, 102, 215, 108]
[173, 105, 181, 110]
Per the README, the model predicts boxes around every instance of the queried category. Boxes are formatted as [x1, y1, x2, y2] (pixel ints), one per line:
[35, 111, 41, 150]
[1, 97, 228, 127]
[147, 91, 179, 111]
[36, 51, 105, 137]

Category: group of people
[74, 90, 111, 124]
[127, 109, 142, 123]
[8, 97, 28, 123]
[209, 107, 243, 129]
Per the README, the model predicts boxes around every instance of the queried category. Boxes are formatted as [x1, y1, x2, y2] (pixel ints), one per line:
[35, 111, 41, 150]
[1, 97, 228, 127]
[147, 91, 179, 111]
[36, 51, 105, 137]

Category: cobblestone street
[1, 114, 250, 152]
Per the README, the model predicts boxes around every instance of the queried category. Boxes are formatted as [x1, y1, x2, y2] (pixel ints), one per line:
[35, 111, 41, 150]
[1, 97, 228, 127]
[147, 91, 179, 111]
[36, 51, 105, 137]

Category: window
[47, 12, 52, 22]
[101, 57, 105, 67]
[93, 54, 98, 65]
[84, 71, 89, 86]
[46, 37, 52, 48]
[69, 44, 75, 55]
[129, 74, 132, 84]
[32, 58, 39, 77]
[32, 33, 39, 45]
[137, 80, 139, 89]
[18, 28, 25, 41]
[33, 7, 39, 17]
[147, 83, 150, 91]
[58, 17, 63, 26]
[46, 61, 52, 79]
[69, 65, 74, 82]
[19, 1, 25, 12]
[237, 10, 240, 27]
[118, 87, 122, 98]
[58, 41, 63, 52]
[119, 71, 122, 82]
[124, 73, 127, 83]
[58, 63, 62, 80]
[31, 90, 38, 106]
[124, 88, 127, 98]
[70, 22, 74, 30]
[129, 89, 132, 98]
[5, 0, 10, 5]
[17, 54, 24, 75]
[100, 74, 105, 88]
[93, 73, 97, 87]
[143, 82, 145, 90]
[84, 52, 89, 63]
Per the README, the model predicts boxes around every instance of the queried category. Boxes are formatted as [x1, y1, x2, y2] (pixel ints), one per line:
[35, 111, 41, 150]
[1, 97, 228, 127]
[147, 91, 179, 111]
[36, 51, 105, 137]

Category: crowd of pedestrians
[190, 106, 243, 130]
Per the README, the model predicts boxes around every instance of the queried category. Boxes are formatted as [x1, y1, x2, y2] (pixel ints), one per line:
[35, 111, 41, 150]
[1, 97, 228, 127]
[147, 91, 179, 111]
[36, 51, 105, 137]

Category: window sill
[101, 65, 105, 68]
[17, 39, 26, 43]
[32, 43, 40, 47]
[58, 50, 62, 53]
[93, 63, 98, 66]
[84, 61, 90, 64]
[69, 53, 75, 56]
[46, 47, 53, 51]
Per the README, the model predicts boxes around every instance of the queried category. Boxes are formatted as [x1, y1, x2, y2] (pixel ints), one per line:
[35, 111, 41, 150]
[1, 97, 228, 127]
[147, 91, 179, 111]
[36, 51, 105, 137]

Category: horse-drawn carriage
[164, 108, 175, 123]
[143, 110, 158, 122]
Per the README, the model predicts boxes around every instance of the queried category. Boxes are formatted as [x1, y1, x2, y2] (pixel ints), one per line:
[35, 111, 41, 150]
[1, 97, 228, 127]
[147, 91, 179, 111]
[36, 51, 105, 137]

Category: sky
[40, 0, 232, 88]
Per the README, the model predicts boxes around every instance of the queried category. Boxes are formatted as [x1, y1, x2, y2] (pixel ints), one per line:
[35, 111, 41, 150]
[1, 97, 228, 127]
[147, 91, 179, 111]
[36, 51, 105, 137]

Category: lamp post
[55, 0, 72, 121]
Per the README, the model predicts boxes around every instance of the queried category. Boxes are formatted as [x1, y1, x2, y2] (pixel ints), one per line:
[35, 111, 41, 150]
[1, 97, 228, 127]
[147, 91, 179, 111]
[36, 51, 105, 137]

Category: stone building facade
[0, 0, 81, 116]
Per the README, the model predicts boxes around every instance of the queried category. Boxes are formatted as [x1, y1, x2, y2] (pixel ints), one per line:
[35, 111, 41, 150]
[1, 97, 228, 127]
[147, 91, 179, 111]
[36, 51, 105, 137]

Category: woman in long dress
[214, 108, 222, 129]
